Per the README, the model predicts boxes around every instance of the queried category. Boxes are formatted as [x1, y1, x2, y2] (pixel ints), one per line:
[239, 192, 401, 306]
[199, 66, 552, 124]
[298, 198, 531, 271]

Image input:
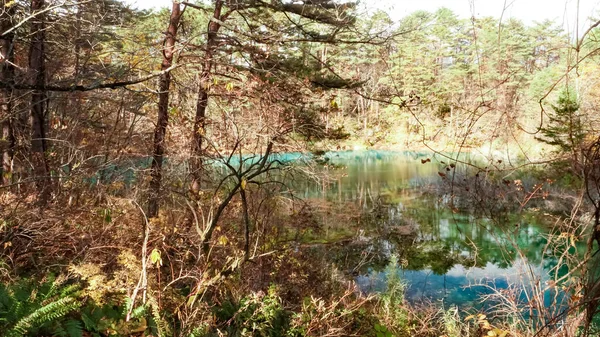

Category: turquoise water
[87, 150, 575, 312]
[296, 150, 570, 310]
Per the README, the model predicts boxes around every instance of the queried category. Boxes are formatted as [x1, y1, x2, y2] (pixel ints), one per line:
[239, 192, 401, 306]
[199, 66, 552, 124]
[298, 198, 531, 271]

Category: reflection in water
[291, 151, 441, 205]
[356, 259, 549, 308]
[295, 151, 563, 308]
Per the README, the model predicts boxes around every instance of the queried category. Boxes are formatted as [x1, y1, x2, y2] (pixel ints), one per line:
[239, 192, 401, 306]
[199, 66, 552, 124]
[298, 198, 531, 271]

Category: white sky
[124, 0, 600, 34]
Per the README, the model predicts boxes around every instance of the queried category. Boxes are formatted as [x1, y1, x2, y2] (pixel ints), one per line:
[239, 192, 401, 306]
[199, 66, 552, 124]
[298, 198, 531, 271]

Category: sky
[124, 0, 600, 34]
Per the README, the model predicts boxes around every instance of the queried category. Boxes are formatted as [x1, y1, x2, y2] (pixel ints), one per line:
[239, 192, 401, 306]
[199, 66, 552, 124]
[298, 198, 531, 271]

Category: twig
[127, 200, 150, 321]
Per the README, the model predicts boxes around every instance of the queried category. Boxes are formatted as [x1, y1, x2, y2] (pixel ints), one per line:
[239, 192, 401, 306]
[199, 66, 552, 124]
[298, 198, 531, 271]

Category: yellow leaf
[241, 178, 247, 190]
[226, 82, 234, 91]
[465, 315, 475, 321]
[218, 235, 229, 245]
[150, 248, 162, 266]
[5, 1, 16, 7]
[3, 241, 12, 249]
[487, 331, 497, 337]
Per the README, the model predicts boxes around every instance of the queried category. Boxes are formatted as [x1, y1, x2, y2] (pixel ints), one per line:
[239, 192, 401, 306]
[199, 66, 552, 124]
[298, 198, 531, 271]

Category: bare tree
[29, 0, 50, 200]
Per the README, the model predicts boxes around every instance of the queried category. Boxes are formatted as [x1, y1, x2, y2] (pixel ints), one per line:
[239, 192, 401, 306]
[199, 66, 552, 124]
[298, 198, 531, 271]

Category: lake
[293, 150, 567, 310]
[93, 149, 571, 311]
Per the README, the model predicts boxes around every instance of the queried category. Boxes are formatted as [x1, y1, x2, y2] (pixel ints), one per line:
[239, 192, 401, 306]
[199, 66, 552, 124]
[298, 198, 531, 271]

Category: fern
[122, 296, 133, 318]
[40, 275, 59, 302]
[80, 311, 98, 332]
[53, 319, 83, 337]
[49, 318, 83, 337]
[0, 275, 174, 337]
[59, 284, 81, 298]
[64, 319, 84, 337]
[79, 304, 117, 335]
[0, 277, 83, 337]
[131, 304, 146, 319]
[147, 293, 171, 337]
[7, 296, 81, 337]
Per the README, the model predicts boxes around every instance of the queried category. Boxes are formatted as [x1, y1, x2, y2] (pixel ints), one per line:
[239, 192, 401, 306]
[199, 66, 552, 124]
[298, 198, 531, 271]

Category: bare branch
[0, 64, 181, 92]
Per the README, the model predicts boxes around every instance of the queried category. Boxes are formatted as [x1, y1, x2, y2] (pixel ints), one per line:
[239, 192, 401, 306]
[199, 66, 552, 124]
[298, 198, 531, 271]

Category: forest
[2, 0, 600, 336]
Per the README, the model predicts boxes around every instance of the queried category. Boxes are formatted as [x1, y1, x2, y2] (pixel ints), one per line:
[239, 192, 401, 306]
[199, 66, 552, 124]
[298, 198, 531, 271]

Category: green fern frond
[0, 283, 11, 308]
[8, 300, 23, 325]
[147, 294, 171, 337]
[59, 284, 81, 298]
[64, 319, 84, 337]
[131, 304, 146, 319]
[80, 312, 97, 332]
[40, 274, 60, 301]
[122, 296, 133, 318]
[53, 321, 68, 337]
[11, 281, 29, 302]
[7, 296, 81, 337]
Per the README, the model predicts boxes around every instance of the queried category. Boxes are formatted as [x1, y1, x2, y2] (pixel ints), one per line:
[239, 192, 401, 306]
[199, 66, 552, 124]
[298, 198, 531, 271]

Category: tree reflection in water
[295, 151, 560, 308]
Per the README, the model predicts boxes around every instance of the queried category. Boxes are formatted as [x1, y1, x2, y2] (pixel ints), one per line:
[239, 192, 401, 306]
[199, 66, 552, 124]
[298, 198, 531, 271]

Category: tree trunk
[29, 0, 50, 200]
[190, 0, 223, 192]
[1, 1, 15, 186]
[147, 1, 183, 218]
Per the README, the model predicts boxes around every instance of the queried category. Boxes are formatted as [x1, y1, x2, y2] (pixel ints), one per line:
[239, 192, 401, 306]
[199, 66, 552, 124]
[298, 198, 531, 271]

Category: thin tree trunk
[240, 187, 250, 260]
[147, 1, 183, 218]
[74, 0, 82, 81]
[29, 0, 50, 200]
[1, 1, 15, 186]
[190, 0, 223, 192]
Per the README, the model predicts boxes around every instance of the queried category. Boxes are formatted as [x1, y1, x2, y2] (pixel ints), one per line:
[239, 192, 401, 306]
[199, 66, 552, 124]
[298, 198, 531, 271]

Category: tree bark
[29, 0, 50, 200]
[147, 1, 183, 218]
[1, 1, 15, 186]
[190, 0, 223, 192]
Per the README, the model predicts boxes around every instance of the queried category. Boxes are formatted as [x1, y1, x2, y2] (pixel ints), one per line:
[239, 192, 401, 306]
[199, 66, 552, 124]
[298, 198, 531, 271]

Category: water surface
[295, 150, 560, 309]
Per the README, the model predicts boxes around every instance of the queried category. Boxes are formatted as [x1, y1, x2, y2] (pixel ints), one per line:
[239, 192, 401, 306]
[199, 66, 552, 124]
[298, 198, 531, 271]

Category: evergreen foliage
[536, 88, 584, 154]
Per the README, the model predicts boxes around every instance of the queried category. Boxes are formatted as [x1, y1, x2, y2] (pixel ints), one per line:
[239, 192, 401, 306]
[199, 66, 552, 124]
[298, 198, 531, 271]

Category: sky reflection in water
[299, 151, 564, 308]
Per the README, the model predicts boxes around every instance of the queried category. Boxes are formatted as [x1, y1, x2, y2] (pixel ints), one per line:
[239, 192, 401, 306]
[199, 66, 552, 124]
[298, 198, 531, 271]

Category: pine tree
[536, 88, 584, 156]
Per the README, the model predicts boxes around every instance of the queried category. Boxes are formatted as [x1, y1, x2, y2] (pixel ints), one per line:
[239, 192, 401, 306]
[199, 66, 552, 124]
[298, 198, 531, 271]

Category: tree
[1, 1, 16, 186]
[189, 0, 223, 193]
[536, 88, 583, 159]
[195, 1, 362, 248]
[186, 0, 360, 193]
[147, 1, 183, 219]
[28, 0, 50, 200]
